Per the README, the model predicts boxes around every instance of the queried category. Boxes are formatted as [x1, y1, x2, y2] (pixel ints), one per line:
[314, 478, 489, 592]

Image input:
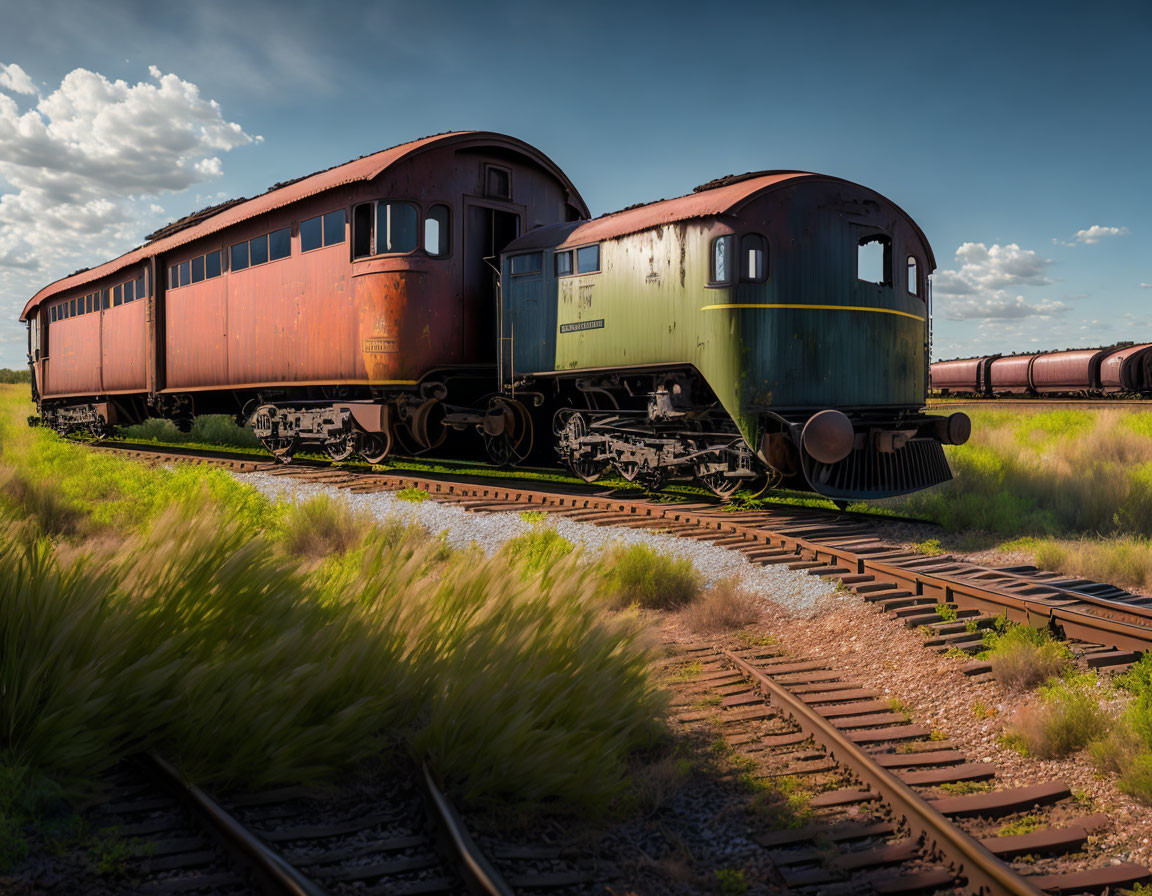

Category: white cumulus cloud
[931, 241, 1059, 321]
[0, 64, 259, 358]
[938, 292, 1069, 322]
[932, 242, 1053, 298]
[1073, 225, 1128, 245]
[1054, 225, 1130, 246]
[0, 63, 36, 96]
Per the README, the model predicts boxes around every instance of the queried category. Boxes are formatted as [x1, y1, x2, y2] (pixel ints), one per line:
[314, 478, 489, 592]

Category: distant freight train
[931, 345, 1152, 397]
[22, 131, 969, 500]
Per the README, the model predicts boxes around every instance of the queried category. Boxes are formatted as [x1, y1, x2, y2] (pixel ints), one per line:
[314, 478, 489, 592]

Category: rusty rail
[720, 651, 1044, 896]
[88, 440, 1152, 655]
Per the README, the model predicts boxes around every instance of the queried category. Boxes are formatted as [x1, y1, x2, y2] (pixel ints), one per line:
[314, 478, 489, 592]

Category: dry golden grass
[1006, 674, 1111, 759]
[683, 577, 763, 634]
[984, 625, 1072, 691]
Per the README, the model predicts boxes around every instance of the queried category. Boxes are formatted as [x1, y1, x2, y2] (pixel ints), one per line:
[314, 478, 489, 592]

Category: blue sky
[0, 0, 1148, 367]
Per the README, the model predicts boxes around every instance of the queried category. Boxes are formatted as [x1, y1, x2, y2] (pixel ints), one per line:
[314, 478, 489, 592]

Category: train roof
[22, 131, 587, 321]
[504, 171, 935, 268]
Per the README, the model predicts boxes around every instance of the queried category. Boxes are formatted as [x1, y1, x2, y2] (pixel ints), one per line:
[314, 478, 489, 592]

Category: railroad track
[668, 644, 1152, 894]
[81, 754, 535, 895]
[931, 399, 1152, 411]
[88, 440, 1152, 660]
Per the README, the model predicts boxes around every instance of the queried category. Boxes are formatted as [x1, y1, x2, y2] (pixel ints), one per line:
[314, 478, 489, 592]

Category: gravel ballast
[238, 471, 842, 615]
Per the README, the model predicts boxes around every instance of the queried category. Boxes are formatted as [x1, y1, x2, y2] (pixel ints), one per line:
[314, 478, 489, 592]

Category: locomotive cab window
[741, 234, 767, 282]
[576, 244, 600, 274]
[510, 252, 542, 276]
[907, 255, 920, 297]
[554, 249, 573, 276]
[425, 205, 450, 257]
[857, 235, 892, 286]
[710, 235, 734, 285]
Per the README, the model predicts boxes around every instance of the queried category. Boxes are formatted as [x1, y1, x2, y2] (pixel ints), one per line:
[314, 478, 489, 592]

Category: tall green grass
[117, 415, 262, 449]
[0, 385, 667, 820]
[881, 407, 1152, 589]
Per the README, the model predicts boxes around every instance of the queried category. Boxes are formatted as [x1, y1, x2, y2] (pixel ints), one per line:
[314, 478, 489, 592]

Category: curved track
[89, 439, 1152, 657]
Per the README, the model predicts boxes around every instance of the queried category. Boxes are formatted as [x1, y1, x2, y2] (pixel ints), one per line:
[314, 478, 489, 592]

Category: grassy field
[885, 406, 1152, 590]
[0, 384, 675, 868]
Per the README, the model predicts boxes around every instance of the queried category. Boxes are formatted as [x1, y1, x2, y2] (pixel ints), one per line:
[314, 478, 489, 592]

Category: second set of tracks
[83, 440, 1152, 895]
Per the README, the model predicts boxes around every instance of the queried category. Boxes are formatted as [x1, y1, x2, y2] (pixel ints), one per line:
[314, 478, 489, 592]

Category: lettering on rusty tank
[362, 337, 399, 353]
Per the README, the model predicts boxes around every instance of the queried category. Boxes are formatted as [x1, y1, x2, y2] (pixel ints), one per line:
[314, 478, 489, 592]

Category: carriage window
[576, 244, 600, 274]
[858, 235, 892, 286]
[205, 251, 221, 280]
[124, 279, 135, 302]
[250, 234, 269, 266]
[231, 241, 249, 272]
[485, 165, 511, 199]
[376, 201, 418, 254]
[353, 203, 372, 258]
[85, 294, 92, 313]
[424, 205, 450, 257]
[323, 210, 345, 246]
[510, 252, 542, 276]
[269, 227, 291, 261]
[113, 285, 123, 307]
[554, 250, 573, 276]
[300, 215, 323, 252]
[710, 235, 733, 284]
[741, 234, 767, 282]
[191, 256, 205, 284]
[70, 298, 77, 316]
[179, 261, 191, 287]
[907, 255, 919, 296]
[100, 290, 109, 310]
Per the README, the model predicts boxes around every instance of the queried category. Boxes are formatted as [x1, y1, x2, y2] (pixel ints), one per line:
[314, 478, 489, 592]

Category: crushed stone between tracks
[237, 471, 843, 615]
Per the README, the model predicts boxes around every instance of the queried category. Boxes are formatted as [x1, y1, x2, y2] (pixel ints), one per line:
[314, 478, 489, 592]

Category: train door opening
[463, 204, 519, 363]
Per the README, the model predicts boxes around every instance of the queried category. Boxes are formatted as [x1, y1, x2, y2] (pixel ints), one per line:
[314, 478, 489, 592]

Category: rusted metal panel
[40, 311, 102, 397]
[101, 300, 148, 392]
[989, 355, 1036, 394]
[1101, 344, 1152, 392]
[1030, 349, 1109, 392]
[20, 132, 586, 323]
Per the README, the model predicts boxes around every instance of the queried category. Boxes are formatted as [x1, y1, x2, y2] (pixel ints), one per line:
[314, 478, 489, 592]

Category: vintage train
[931, 345, 1152, 397]
[21, 130, 969, 500]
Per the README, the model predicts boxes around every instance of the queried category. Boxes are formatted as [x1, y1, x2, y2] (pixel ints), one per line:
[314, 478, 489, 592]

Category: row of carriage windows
[48, 273, 145, 323]
[161, 203, 451, 292]
[708, 232, 923, 297]
[509, 244, 601, 278]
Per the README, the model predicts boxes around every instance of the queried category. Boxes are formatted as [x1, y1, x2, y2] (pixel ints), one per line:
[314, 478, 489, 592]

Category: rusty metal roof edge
[542, 172, 937, 270]
[22, 131, 588, 320]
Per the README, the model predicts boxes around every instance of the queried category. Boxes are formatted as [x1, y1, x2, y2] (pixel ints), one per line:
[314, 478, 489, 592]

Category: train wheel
[637, 469, 668, 492]
[324, 433, 355, 462]
[359, 427, 392, 464]
[483, 397, 534, 467]
[561, 412, 609, 483]
[409, 398, 447, 452]
[696, 467, 741, 499]
[261, 435, 296, 463]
